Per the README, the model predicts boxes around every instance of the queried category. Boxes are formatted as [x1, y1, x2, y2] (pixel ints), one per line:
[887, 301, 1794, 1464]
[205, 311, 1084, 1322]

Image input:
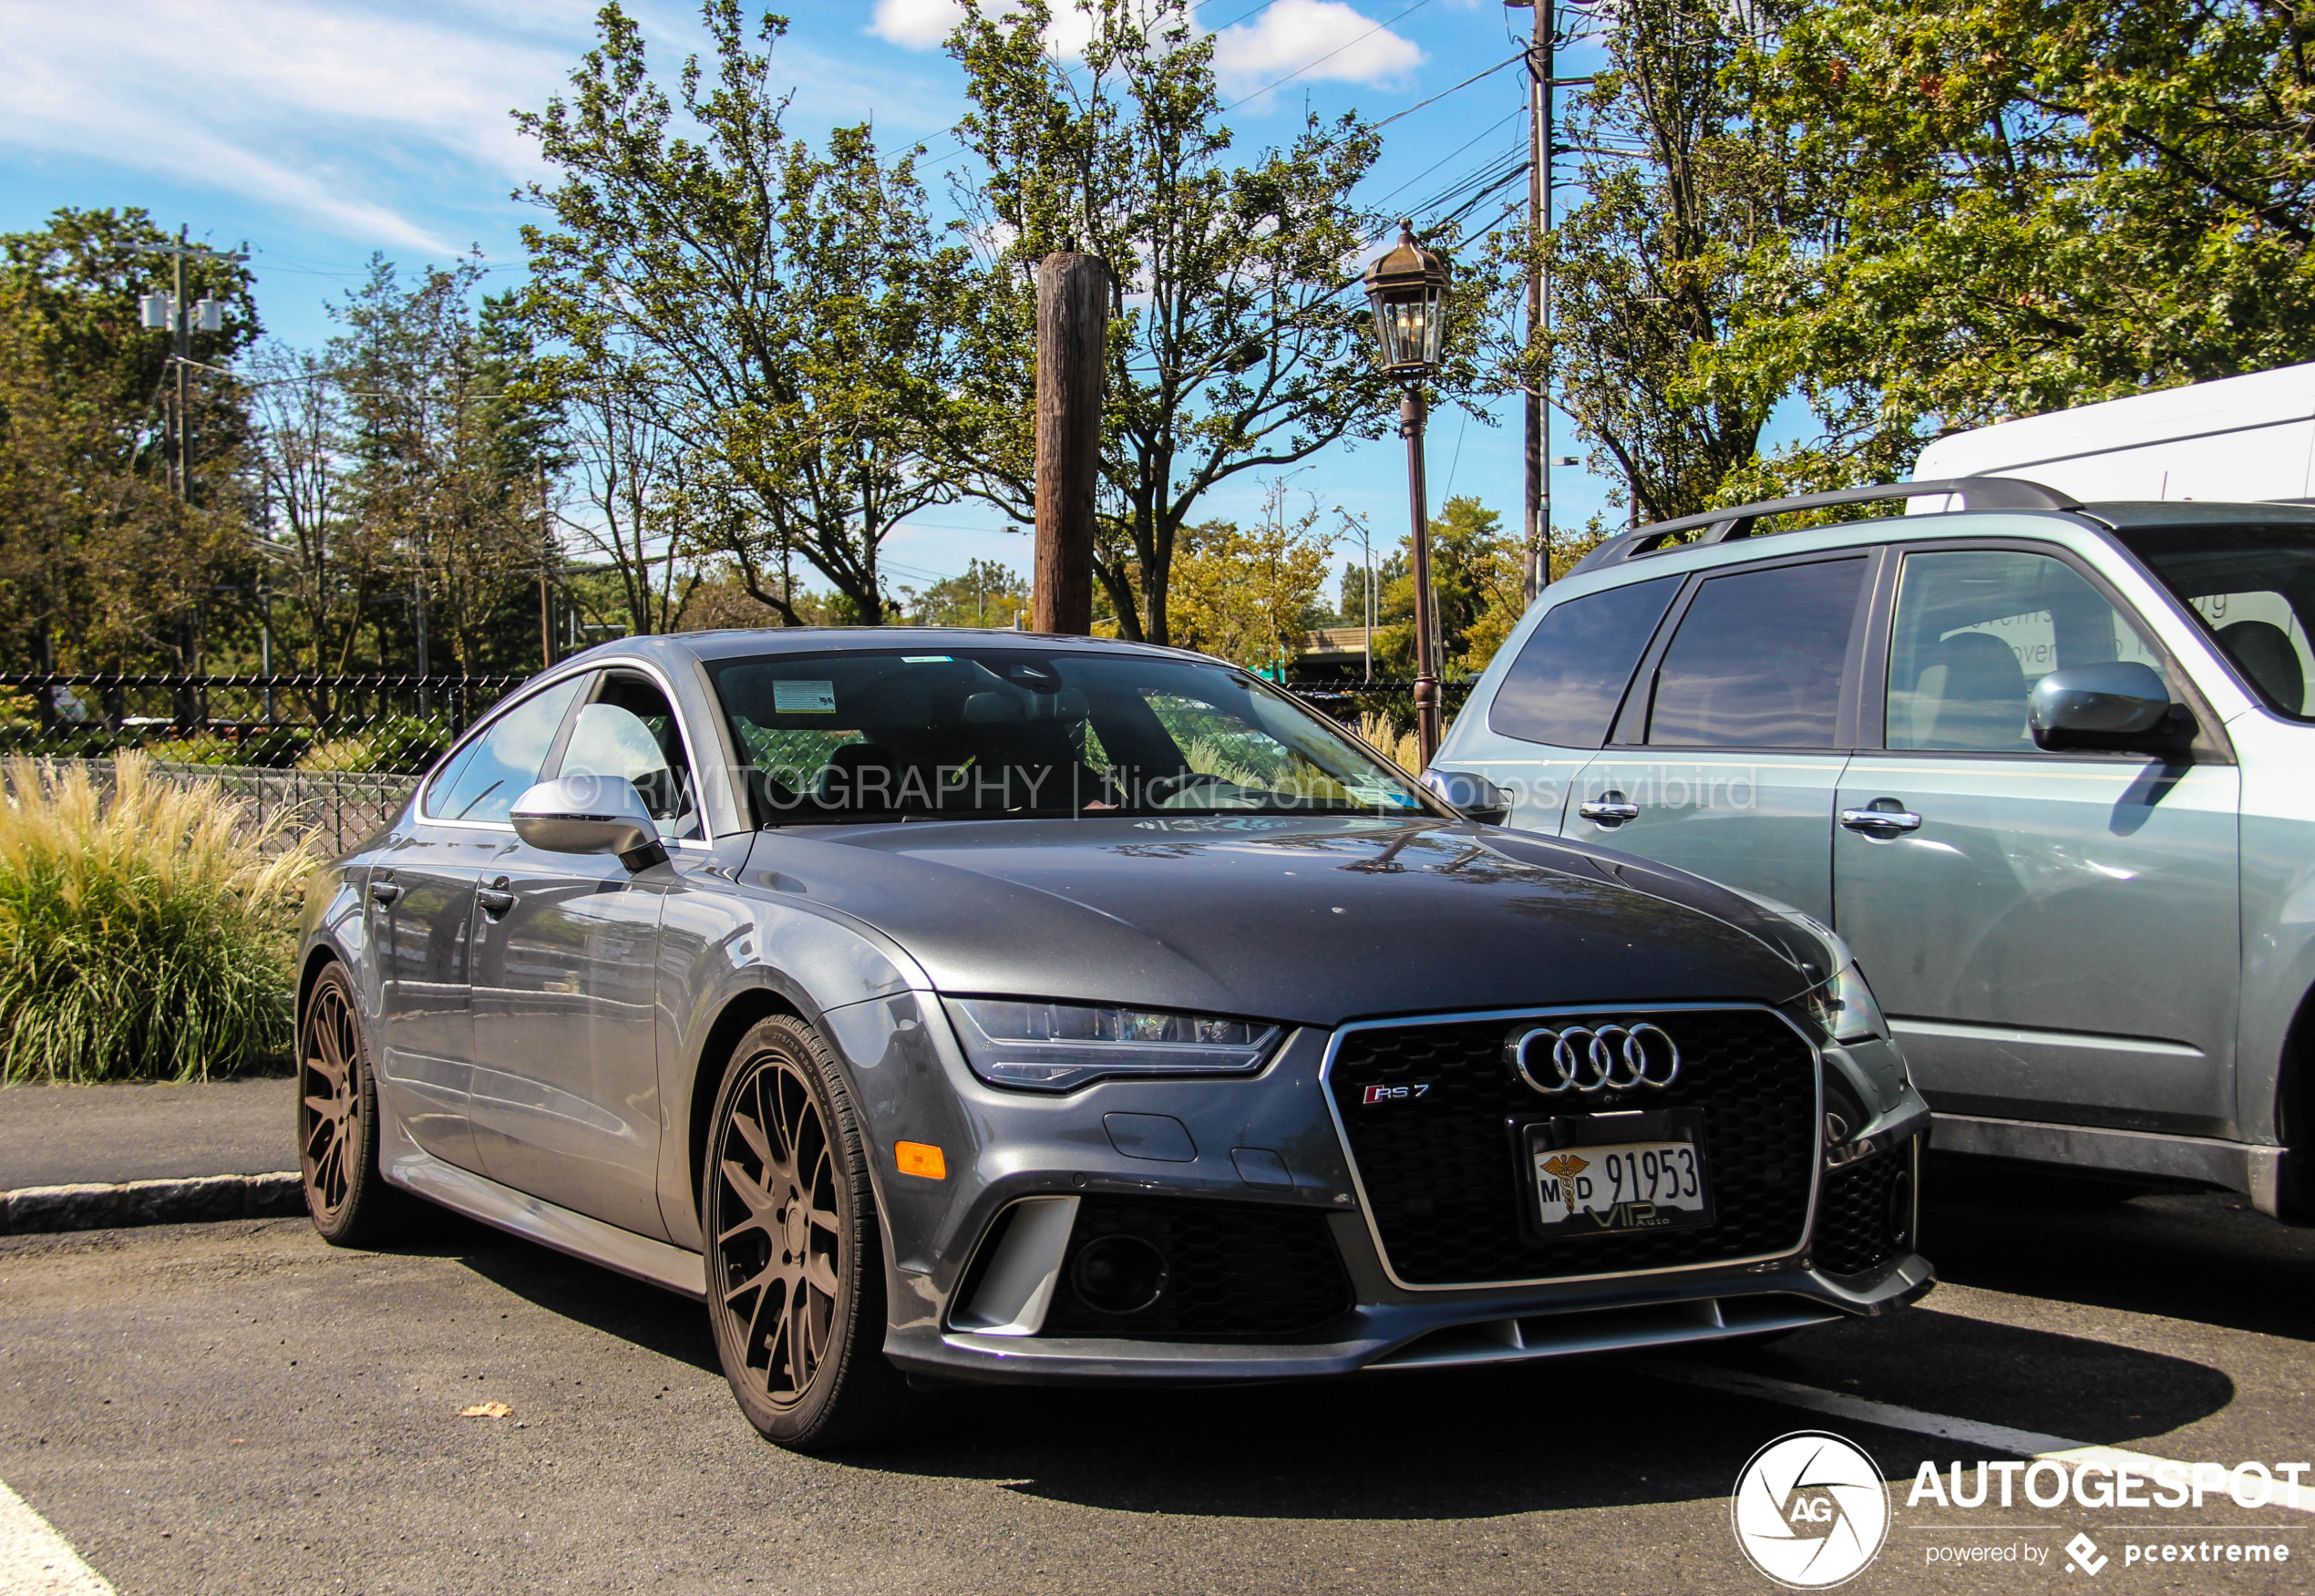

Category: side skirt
[386, 1146, 706, 1301]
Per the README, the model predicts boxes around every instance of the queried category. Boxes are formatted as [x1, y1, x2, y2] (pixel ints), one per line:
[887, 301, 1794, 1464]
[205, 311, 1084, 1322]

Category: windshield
[2114, 523, 2315, 718]
[706, 646, 1435, 823]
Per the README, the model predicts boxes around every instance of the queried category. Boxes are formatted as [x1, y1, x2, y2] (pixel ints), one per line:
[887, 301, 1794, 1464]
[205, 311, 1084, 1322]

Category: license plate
[1526, 1115, 1711, 1236]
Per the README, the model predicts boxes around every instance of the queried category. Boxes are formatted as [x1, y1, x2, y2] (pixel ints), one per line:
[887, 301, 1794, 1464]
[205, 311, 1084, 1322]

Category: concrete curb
[1, 1172, 304, 1235]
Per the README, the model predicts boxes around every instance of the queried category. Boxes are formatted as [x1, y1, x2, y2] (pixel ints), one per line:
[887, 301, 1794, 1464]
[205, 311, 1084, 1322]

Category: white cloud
[0, 0, 584, 252]
[869, 0, 969, 50]
[868, 0, 1095, 59]
[1212, 0, 1425, 100]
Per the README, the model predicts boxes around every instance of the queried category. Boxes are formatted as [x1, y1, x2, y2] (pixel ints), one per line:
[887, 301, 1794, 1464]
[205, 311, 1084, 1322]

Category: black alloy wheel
[298, 962, 409, 1245]
[703, 1014, 907, 1450]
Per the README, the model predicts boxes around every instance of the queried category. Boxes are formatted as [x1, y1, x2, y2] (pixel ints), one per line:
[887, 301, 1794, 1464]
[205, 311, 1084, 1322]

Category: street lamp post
[1362, 219, 1452, 767]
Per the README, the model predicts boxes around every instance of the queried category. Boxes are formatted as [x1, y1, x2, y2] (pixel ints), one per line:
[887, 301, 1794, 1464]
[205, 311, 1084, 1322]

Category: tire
[297, 962, 413, 1246]
[702, 1014, 910, 1452]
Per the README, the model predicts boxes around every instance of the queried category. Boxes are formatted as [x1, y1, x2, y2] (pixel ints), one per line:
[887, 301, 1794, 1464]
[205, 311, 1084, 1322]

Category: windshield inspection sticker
[773, 680, 837, 714]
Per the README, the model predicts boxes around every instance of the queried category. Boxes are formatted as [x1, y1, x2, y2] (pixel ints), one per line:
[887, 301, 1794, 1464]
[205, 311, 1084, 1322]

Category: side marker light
[895, 1141, 947, 1179]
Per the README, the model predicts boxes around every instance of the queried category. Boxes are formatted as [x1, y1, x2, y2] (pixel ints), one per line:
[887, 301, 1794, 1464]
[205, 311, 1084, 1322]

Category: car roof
[552, 626, 1229, 670]
[1558, 499, 2315, 597]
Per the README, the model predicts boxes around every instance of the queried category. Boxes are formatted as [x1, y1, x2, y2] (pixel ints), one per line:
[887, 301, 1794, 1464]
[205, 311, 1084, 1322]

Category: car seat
[2217, 619, 2305, 714]
[1924, 631, 2029, 749]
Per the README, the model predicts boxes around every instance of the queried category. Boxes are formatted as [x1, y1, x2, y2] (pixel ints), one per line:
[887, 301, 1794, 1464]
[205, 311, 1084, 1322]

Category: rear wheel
[702, 1015, 908, 1451]
[298, 963, 411, 1246]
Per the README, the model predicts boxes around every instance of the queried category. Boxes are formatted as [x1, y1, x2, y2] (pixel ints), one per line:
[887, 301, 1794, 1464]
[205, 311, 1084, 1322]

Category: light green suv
[1432, 477, 2315, 1220]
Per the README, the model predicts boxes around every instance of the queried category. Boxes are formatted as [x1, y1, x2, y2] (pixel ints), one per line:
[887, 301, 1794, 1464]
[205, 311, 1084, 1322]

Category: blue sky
[0, 0, 1627, 602]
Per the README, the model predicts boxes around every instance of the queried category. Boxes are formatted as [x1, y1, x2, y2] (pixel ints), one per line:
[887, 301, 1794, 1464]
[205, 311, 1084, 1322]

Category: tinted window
[1887, 550, 2167, 751]
[426, 675, 585, 825]
[1488, 577, 1678, 747]
[557, 672, 700, 839]
[1647, 558, 1866, 747]
[708, 648, 1427, 820]
[2113, 523, 2315, 717]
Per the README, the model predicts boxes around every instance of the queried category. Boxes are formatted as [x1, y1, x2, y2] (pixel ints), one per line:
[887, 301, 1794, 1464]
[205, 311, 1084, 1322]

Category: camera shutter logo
[1505, 1022, 1682, 1095]
[1729, 1431, 1890, 1589]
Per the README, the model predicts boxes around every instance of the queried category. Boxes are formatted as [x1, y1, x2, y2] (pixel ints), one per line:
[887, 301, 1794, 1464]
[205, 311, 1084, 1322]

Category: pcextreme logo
[1731, 1430, 1893, 1589]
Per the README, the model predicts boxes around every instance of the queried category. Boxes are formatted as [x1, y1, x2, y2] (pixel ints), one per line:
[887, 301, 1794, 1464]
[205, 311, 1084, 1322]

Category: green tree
[1169, 481, 1336, 669]
[1496, 0, 1824, 525]
[1372, 496, 1522, 677]
[1723, 0, 2315, 483]
[0, 208, 259, 671]
[900, 557, 1028, 629]
[517, 2, 976, 625]
[329, 258, 553, 675]
[947, 0, 1426, 644]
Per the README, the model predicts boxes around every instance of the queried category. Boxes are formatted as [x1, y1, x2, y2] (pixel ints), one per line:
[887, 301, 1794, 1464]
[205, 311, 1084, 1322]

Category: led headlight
[1798, 959, 1889, 1045]
[947, 998, 1283, 1092]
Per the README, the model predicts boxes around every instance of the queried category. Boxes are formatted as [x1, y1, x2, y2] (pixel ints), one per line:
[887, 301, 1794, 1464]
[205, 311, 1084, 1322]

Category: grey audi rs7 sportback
[294, 630, 1931, 1449]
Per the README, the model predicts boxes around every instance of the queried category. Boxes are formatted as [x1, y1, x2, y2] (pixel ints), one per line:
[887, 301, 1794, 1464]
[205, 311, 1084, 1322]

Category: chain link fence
[0, 673, 530, 857]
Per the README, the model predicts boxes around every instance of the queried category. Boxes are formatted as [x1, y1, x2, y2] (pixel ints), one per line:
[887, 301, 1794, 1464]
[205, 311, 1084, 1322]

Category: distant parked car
[295, 630, 1929, 1450]
[1433, 474, 2315, 1221]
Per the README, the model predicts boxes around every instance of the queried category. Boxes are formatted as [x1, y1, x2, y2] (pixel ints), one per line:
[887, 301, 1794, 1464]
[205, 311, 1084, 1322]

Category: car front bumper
[825, 994, 1934, 1387]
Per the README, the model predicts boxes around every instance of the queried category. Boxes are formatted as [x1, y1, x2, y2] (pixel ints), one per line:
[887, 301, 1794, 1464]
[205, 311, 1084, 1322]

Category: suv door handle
[1578, 794, 1640, 825]
[476, 879, 518, 918]
[367, 880, 401, 906]
[1840, 807, 1922, 834]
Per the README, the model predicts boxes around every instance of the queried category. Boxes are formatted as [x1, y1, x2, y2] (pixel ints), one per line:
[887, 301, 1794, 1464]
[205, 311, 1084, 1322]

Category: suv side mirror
[2027, 662, 2178, 751]
[1419, 767, 1513, 826]
[511, 777, 663, 864]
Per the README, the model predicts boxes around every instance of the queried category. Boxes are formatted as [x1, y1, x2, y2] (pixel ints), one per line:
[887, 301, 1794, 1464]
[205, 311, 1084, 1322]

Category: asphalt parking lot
[2, 1174, 2310, 1595]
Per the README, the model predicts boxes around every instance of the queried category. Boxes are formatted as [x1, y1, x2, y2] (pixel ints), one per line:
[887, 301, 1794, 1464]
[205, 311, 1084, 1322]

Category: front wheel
[702, 1015, 908, 1451]
[298, 962, 412, 1246]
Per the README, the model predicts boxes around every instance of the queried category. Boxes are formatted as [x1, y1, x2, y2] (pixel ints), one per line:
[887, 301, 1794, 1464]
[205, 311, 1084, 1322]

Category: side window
[1488, 577, 1679, 747]
[426, 675, 586, 825]
[1647, 558, 1867, 748]
[1886, 550, 2168, 752]
[556, 672, 700, 839]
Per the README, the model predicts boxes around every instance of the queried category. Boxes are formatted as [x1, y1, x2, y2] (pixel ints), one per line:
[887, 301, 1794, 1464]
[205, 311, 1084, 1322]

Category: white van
[1910, 362, 2315, 506]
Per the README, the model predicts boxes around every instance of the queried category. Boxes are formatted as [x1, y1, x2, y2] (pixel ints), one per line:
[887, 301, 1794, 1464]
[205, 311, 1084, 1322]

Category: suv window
[557, 671, 701, 839]
[425, 675, 586, 825]
[1646, 558, 1866, 748]
[1886, 549, 2167, 751]
[1488, 576, 1678, 748]
[2112, 523, 2315, 718]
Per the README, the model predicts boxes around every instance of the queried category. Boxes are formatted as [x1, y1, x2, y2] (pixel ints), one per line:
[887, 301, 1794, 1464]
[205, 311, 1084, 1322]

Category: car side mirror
[2027, 662, 2179, 751]
[510, 777, 664, 865]
[1419, 767, 1513, 826]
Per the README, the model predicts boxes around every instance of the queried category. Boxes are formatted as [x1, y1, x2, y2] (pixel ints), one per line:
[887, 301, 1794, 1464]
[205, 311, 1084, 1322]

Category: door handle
[1578, 794, 1640, 825]
[1840, 807, 1922, 835]
[476, 879, 518, 918]
[367, 880, 401, 906]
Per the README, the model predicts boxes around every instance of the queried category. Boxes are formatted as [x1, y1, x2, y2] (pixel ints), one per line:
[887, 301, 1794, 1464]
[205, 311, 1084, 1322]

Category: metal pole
[1363, 523, 1374, 683]
[174, 227, 189, 499]
[538, 460, 554, 669]
[1033, 252, 1110, 635]
[1404, 389, 1441, 765]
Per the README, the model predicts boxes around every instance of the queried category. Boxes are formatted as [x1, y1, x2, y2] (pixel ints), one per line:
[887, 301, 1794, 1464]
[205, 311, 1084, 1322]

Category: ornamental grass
[0, 755, 317, 1085]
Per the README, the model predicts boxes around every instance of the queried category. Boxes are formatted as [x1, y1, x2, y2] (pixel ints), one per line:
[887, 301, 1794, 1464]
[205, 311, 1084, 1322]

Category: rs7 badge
[1362, 1082, 1432, 1105]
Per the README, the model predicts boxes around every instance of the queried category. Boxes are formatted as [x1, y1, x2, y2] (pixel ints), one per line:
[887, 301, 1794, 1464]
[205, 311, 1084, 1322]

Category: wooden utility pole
[1033, 252, 1110, 635]
[1518, 0, 1555, 604]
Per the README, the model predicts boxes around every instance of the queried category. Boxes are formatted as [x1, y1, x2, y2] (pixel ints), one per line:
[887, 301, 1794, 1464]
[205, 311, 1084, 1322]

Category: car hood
[748, 815, 1826, 1027]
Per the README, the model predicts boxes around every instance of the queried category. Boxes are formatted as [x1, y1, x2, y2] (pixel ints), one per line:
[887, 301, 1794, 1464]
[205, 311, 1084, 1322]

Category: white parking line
[0, 1478, 117, 1595]
[1641, 1363, 2315, 1515]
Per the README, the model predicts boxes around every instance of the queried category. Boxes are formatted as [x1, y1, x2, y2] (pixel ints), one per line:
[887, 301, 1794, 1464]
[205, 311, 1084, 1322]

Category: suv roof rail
[1565, 475, 2083, 577]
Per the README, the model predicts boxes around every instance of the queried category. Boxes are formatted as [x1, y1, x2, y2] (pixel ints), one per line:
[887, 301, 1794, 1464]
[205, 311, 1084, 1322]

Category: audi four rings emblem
[1504, 1022, 1682, 1094]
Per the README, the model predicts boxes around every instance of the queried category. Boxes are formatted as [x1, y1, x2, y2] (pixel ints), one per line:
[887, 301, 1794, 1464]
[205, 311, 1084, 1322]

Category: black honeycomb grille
[1327, 1009, 1817, 1284]
[1815, 1140, 1913, 1278]
[1038, 1198, 1353, 1340]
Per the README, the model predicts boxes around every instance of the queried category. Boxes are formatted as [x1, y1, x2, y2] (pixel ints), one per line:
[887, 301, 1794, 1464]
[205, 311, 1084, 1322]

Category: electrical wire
[1220, 0, 1435, 111]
